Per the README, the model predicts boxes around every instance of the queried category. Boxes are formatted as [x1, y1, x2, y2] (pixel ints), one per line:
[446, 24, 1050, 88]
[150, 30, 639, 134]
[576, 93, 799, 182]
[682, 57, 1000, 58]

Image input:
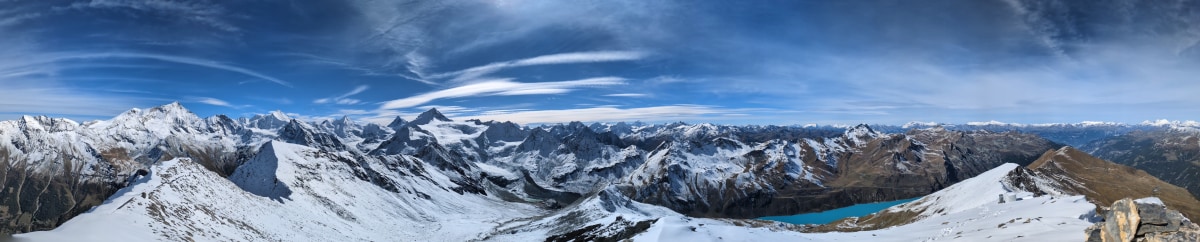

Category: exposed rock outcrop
[1086, 198, 1200, 242]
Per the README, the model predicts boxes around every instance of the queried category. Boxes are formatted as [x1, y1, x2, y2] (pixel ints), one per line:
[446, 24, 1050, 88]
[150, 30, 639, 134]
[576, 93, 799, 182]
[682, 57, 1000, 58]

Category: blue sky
[1, 0, 1198, 125]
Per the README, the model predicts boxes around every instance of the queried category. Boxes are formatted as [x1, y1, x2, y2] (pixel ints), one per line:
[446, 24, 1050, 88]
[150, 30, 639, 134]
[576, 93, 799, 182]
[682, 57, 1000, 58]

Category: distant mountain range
[2, 103, 1197, 241]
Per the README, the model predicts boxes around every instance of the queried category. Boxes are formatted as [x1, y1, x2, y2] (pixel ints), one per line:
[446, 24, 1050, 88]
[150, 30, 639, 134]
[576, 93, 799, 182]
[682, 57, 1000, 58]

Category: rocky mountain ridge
[809, 146, 1200, 234]
[0, 102, 1186, 239]
[1083, 128, 1200, 201]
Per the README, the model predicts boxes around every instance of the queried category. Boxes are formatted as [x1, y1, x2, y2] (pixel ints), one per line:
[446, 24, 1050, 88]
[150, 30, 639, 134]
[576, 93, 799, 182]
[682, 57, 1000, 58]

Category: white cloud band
[379, 77, 625, 110]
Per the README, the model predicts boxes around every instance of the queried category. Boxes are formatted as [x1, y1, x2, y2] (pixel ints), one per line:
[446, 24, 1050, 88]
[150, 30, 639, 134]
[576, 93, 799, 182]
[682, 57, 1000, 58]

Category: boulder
[1087, 197, 1200, 242]
[1137, 202, 1183, 236]
[1101, 198, 1141, 242]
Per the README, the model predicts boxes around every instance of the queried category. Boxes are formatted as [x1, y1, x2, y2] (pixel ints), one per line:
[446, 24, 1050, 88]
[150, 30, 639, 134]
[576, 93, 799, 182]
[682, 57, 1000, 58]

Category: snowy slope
[631, 164, 1097, 241]
[17, 141, 540, 241]
[479, 163, 1097, 242]
[797, 163, 1097, 241]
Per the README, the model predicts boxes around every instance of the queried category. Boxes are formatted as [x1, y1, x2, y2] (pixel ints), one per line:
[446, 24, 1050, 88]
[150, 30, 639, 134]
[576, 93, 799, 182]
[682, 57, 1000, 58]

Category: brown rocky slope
[813, 146, 1200, 232]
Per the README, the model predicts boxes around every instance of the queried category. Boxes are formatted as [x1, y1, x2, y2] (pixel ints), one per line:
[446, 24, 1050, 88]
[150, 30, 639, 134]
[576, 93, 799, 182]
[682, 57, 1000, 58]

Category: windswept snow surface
[16, 142, 539, 241]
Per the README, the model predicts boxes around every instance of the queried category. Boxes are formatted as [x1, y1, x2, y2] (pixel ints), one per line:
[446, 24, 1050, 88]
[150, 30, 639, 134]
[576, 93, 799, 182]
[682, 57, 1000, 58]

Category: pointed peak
[269, 110, 290, 121]
[386, 116, 409, 128]
[149, 102, 190, 113]
[411, 108, 452, 125]
[846, 124, 878, 135]
[280, 119, 315, 133]
[284, 118, 308, 128]
[421, 108, 451, 120]
[333, 115, 354, 126]
[842, 124, 882, 146]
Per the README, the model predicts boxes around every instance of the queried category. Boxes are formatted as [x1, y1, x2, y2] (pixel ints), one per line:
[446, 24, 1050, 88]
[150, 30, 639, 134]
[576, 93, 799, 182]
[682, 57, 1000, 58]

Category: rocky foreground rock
[1086, 198, 1200, 242]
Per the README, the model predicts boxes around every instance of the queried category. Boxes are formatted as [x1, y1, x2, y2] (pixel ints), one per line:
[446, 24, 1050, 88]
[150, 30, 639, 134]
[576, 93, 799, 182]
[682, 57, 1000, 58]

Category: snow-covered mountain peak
[104, 102, 199, 123]
[278, 119, 345, 150]
[1141, 119, 1200, 129]
[147, 101, 188, 113]
[17, 115, 45, 131]
[386, 116, 409, 129]
[86, 102, 205, 136]
[901, 121, 940, 129]
[843, 124, 881, 146]
[411, 108, 452, 125]
[966, 120, 1021, 126]
[1077, 121, 1121, 127]
[334, 115, 354, 126]
[16, 115, 78, 132]
[845, 123, 877, 135]
[142, 102, 201, 122]
[241, 110, 293, 130]
[269, 110, 290, 121]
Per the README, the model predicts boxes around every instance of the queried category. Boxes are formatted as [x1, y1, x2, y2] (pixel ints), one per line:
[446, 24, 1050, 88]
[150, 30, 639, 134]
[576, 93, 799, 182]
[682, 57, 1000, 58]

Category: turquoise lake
[758, 197, 921, 225]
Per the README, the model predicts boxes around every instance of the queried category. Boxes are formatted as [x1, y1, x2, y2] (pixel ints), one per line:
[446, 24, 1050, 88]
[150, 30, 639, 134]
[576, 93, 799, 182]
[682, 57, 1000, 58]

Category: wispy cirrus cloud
[63, 52, 292, 87]
[426, 51, 646, 84]
[195, 97, 232, 107]
[0, 7, 43, 28]
[189, 96, 248, 109]
[0, 37, 146, 119]
[458, 105, 726, 124]
[0, 82, 146, 119]
[379, 77, 625, 110]
[603, 93, 647, 98]
[58, 0, 239, 32]
[315, 85, 370, 105]
[1, 51, 292, 87]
